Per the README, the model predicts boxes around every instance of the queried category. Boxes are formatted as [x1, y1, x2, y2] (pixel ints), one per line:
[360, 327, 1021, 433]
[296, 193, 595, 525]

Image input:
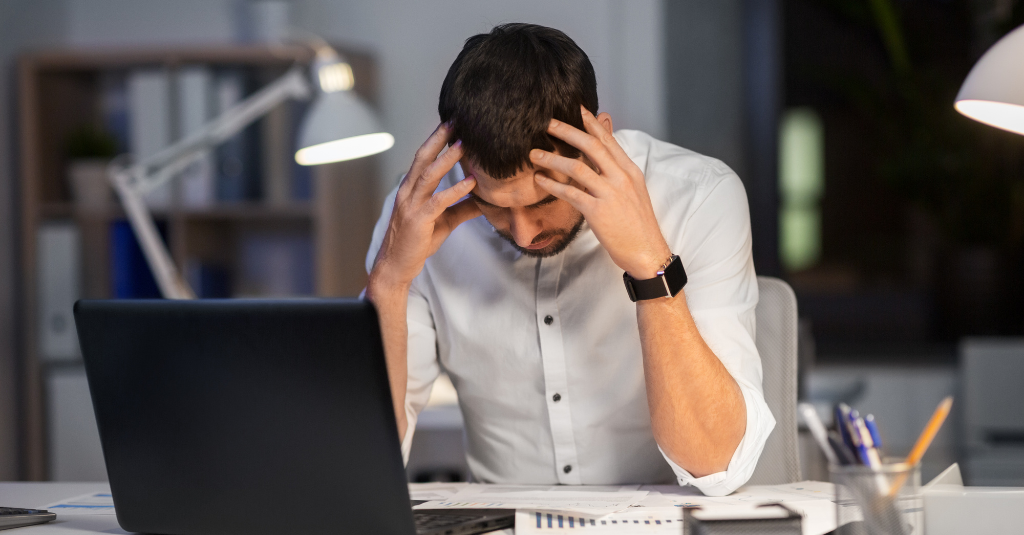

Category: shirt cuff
[401, 410, 418, 466]
[658, 380, 776, 496]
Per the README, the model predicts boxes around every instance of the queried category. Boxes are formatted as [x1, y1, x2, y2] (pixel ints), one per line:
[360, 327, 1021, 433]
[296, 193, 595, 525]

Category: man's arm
[635, 289, 746, 477]
[530, 108, 746, 477]
[365, 123, 481, 442]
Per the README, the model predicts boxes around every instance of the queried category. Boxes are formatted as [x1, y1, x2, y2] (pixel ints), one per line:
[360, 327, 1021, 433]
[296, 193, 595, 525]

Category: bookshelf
[17, 45, 383, 479]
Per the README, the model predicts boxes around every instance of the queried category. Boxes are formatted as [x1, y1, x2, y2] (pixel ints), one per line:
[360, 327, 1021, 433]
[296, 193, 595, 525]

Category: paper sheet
[408, 482, 469, 501]
[415, 485, 649, 515]
[633, 481, 837, 535]
[515, 507, 683, 534]
[43, 492, 116, 515]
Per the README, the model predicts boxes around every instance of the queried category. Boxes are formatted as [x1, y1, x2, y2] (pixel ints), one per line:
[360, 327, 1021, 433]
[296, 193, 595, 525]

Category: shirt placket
[535, 254, 581, 484]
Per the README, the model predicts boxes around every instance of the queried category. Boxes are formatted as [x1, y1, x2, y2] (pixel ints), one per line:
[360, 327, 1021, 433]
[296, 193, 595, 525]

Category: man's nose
[509, 209, 542, 247]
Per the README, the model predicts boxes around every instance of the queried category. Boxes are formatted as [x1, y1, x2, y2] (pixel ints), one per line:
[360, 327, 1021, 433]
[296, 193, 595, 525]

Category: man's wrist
[366, 268, 412, 304]
[625, 244, 673, 280]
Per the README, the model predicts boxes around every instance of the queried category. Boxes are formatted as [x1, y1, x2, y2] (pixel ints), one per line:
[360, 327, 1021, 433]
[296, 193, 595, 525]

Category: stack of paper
[417, 481, 837, 535]
[414, 485, 649, 515]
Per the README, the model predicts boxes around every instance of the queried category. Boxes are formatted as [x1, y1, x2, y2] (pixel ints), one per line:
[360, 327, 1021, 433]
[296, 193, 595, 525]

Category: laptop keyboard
[414, 512, 482, 530]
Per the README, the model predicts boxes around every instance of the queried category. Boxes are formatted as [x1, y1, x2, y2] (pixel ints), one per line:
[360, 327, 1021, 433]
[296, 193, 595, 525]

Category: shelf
[37, 201, 314, 222]
[18, 44, 381, 480]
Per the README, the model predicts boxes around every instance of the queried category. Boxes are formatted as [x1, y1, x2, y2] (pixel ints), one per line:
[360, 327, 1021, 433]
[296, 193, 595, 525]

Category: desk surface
[0, 482, 519, 535]
[0, 482, 124, 534]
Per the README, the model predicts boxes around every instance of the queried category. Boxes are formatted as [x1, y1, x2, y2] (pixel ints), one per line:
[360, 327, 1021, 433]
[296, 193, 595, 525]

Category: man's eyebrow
[467, 191, 496, 207]
[527, 195, 558, 208]
[468, 191, 558, 209]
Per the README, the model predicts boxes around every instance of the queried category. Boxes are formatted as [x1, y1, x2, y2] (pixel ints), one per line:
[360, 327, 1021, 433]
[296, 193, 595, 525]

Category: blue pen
[846, 409, 870, 465]
[836, 404, 855, 455]
[865, 414, 883, 450]
[854, 415, 891, 494]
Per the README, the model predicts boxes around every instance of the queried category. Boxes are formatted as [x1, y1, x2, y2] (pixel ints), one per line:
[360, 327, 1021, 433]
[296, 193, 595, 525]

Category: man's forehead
[461, 160, 554, 208]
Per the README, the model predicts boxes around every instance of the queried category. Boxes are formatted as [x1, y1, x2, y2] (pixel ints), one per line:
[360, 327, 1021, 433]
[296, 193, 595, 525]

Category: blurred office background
[0, 0, 1022, 487]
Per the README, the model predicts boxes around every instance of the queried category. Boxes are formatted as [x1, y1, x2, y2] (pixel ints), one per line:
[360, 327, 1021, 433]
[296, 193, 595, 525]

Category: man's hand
[530, 107, 671, 279]
[366, 123, 479, 442]
[369, 123, 481, 294]
[533, 107, 746, 477]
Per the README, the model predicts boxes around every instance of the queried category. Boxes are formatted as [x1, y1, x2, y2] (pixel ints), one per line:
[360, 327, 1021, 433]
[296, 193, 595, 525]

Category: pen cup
[829, 461, 922, 535]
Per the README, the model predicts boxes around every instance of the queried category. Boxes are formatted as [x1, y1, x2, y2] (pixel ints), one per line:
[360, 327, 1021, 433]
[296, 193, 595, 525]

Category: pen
[853, 414, 891, 495]
[827, 431, 857, 465]
[864, 414, 883, 451]
[846, 409, 869, 465]
[799, 403, 839, 465]
[836, 403, 857, 457]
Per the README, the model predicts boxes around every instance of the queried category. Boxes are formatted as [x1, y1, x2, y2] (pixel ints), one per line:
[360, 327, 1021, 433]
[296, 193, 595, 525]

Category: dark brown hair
[438, 23, 599, 179]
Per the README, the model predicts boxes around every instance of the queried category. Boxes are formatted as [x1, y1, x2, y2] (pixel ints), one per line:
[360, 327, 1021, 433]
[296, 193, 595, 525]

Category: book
[214, 69, 260, 202]
[177, 66, 215, 208]
[109, 220, 164, 299]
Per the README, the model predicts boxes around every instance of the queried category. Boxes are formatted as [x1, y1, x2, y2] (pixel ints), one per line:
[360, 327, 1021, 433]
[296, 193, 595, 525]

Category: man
[365, 23, 774, 496]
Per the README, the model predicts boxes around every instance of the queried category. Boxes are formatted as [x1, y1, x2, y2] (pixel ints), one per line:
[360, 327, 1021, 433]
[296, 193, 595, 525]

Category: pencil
[906, 396, 953, 467]
[889, 396, 953, 496]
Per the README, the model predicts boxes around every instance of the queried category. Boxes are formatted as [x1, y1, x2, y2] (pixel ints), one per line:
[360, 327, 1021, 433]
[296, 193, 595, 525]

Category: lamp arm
[109, 65, 313, 300]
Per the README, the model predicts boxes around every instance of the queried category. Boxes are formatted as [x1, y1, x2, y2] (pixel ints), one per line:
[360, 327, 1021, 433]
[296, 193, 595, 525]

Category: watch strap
[622, 255, 687, 302]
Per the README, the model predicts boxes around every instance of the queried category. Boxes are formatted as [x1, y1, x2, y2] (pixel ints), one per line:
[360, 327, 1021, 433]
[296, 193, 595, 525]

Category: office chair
[745, 276, 802, 485]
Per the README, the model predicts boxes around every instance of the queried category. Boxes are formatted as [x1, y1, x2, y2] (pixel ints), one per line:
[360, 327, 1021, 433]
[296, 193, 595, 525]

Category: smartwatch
[622, 255, 687, 302]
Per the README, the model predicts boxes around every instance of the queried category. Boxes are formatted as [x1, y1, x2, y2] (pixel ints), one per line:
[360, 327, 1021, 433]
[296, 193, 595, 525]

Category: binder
[128, 69, 173, 208]
[37, 222, 81, 361]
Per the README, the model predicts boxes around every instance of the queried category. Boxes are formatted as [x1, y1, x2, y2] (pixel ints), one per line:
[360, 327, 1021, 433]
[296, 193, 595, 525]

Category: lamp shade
[295, 81, 394, 166]
[955, 24, 1024, 135]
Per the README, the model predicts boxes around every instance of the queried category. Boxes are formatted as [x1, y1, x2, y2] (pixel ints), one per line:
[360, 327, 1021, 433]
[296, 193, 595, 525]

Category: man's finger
[580, 107, 637, 177]
[415, 140, 465, 199]
[438, 196, 483, 234]
[429, 175, 476, 216]
[403, 123, 454, 196]
[529, 149, 607, 196]
[534, 173, 594, 213]
[546, 117, 617, 175]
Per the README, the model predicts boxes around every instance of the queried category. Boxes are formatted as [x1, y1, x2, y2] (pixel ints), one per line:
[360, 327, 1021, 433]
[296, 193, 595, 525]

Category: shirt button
[544, 315, 554, 325]
[563, 465, 572, 474]
[552, 393, 561, 402]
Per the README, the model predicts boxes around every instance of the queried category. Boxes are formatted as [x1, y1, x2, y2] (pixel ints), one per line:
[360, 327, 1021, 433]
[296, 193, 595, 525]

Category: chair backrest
[746, 276, 802, 485]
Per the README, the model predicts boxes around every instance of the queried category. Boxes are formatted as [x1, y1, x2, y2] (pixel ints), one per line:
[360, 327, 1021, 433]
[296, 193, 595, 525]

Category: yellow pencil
[890, 396, 953, 495]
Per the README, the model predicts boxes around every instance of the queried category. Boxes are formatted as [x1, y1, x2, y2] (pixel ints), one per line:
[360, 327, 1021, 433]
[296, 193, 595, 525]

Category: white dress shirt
[364, 130, 775, 496]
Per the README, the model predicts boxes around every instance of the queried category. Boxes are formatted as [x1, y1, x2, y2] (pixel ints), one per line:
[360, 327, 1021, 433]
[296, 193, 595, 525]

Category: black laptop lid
[74, 299, 415, 535]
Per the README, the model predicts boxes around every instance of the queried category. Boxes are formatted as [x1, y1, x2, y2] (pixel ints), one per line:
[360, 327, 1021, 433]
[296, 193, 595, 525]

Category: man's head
[439, 23, 604, 257]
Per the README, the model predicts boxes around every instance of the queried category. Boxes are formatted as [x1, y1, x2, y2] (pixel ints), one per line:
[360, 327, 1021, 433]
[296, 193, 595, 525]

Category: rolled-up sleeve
[365, 186, 441, 465]
[657, 166, 776, 496]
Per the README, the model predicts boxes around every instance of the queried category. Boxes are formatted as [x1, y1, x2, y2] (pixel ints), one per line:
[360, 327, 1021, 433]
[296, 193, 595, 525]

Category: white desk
[0, 483, 517, 535]
[0, 482, 125, 534]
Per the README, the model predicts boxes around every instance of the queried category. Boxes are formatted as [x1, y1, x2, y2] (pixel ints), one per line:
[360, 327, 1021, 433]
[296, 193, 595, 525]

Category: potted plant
[65, 125, 119, 211]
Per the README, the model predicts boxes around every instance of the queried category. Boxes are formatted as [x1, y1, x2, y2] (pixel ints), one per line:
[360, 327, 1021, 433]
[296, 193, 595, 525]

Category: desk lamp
[955, 24, 1024, 135]
[109, 40, 393, 299]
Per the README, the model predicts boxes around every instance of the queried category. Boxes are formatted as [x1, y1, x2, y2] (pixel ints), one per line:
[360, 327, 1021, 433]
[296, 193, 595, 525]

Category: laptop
[74, 299, 512, 535]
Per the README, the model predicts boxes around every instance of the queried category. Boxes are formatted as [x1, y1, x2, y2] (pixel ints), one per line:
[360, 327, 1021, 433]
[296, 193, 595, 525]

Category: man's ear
[596, 112, 614, 135]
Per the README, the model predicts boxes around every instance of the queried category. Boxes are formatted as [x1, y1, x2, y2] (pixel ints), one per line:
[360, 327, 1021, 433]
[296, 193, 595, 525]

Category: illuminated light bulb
[318, 62, 354, 93]
[954, 99, 1024, 136]
[295, 132, 395, 165]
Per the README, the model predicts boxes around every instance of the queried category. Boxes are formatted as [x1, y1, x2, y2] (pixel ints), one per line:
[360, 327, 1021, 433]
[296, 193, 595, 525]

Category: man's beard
[494, 214, 586, 258]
